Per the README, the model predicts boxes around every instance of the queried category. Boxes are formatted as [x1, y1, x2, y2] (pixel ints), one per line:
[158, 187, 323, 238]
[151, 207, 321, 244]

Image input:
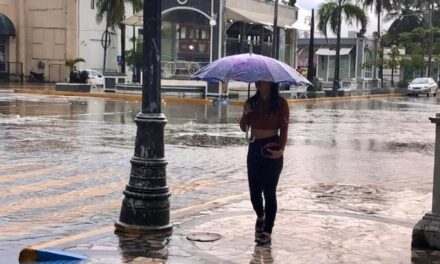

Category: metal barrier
[161, 61, 209, 80]
[0, 62, 24, 82]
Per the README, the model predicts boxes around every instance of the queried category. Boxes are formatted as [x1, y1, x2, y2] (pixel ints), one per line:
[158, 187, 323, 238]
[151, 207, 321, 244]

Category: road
[0, 91, 438, 262]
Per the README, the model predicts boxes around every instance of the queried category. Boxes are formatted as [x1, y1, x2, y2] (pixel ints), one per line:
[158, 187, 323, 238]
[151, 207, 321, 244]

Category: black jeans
[247, 135, 283, 233]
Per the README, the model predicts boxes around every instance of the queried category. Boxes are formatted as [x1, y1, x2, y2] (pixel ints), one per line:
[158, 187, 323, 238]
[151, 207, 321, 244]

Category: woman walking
[240, 81, 290, 245]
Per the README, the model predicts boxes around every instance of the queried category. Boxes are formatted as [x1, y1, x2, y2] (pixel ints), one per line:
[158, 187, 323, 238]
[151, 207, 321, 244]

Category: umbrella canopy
[191, 53, 311, 86]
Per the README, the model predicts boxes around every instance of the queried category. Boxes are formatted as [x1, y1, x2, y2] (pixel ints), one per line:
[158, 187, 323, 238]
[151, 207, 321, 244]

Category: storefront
[122, 0, 298, 82]
[0, 13, 18, 82]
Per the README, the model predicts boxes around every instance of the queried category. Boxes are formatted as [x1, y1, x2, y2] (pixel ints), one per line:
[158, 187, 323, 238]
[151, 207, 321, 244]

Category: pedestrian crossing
[0, 162, 225, 246]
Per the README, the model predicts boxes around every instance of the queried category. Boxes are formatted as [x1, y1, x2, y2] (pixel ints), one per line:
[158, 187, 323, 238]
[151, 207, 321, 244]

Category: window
[0, 42, 6, 72]
[91, 0, 95, 9]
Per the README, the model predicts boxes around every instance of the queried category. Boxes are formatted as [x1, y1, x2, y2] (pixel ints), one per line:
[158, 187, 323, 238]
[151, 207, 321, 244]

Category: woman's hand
[268, 148, 284, 159]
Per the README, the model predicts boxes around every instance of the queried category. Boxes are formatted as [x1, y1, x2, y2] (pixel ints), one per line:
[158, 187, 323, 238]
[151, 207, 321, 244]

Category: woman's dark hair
[248, 82, 281, 113]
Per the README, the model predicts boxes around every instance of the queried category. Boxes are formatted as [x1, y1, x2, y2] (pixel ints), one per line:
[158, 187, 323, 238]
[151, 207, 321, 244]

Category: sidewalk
[19, 185, 440, 264]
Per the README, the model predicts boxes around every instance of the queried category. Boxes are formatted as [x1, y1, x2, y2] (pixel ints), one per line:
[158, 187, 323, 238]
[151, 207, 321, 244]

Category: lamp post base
[412, 213, 440, 250]
[115, 221, 173, 236]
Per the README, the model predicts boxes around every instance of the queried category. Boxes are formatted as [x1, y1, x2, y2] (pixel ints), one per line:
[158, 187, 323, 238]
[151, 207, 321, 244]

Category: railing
[161, 61, 209, 80]
[0, 62, 24, 82]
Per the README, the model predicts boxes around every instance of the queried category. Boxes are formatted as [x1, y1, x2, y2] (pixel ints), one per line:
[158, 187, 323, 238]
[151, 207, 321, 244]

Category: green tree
[384, 0, 424, 38]
[125, 38, 143, 69]
[282, 0, 296, 6]
[386, 46, 401, 86]
[96, 0, 142, 29]
[318, 0, 368, 96]
[400, 44, 426, 84]
[96, 0, 143, 72]
[362, 0, 393, 86]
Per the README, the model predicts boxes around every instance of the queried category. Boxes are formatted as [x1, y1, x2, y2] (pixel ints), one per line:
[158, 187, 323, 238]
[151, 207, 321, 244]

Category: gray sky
[296, 0, 392, 38]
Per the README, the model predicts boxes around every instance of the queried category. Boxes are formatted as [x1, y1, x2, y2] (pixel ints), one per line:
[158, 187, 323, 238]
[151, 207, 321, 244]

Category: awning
[316, 47, 353, 56]
[122, 1, 298, 29]
[225, 6, 296, 28]
[286, 20, 310, 31]
[225, 7, 273, 26]
[121, 11, 143, 26]
[0, 13, 15, 36]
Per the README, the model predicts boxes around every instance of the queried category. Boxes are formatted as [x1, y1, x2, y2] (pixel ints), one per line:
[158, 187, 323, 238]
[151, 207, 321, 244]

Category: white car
[81, 69, 104, 88]
[407, 77, 438, 97]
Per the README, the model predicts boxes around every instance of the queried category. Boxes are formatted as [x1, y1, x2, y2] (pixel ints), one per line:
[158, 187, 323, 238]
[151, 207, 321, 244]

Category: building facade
[0, 0, 298, 84]
[123, 0, 299, 82]
[0, 0, 132, 83]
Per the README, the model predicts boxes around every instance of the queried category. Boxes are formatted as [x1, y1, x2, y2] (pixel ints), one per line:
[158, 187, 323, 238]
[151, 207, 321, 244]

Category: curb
[19, 248, 86, 262]
[13, 89, 405, 107]
[17, 192, 249, 263]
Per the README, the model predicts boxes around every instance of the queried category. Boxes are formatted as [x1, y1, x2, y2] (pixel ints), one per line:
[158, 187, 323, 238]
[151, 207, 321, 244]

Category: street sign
[101, 30, 112, 49]
[117, 55, 124, 64]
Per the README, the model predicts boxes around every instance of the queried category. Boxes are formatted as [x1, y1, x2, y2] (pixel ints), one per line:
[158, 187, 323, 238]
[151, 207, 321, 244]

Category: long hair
[248, 83, 281, 114]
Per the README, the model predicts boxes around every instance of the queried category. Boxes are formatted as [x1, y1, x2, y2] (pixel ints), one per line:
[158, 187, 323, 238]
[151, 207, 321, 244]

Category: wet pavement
[0, 90, 440, 263]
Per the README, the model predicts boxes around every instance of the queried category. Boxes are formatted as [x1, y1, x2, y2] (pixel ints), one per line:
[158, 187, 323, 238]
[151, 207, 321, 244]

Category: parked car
[407, 77, 438, 97]
[80, 69, 104, 88]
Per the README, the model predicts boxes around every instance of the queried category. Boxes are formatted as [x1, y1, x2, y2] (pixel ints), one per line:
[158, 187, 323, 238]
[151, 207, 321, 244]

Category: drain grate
[186, 232, 221, 242]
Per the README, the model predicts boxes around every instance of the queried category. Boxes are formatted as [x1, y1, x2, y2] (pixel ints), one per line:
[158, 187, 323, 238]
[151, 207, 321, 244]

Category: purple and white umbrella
[191, 53, 311, 86]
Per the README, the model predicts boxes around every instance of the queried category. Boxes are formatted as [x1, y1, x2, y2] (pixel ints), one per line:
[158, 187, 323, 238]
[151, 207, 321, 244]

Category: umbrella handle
[245, 125, 255, 143]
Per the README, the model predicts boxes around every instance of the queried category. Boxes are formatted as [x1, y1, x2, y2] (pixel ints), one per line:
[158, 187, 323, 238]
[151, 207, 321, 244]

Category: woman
[240, 81, 290, 245]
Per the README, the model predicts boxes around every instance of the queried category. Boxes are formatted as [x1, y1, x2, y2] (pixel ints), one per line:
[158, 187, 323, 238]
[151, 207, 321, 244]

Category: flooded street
[0, 91, 439, 262]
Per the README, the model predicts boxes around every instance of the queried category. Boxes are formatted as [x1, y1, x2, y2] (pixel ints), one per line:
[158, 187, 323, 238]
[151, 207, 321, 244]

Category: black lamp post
[272, 0, 279, 59]
[307, 9, 315, 84]
[115, 0, 172, 236]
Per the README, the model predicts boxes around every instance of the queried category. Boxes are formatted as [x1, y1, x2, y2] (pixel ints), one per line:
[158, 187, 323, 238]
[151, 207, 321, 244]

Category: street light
[115, 0, 172, 236]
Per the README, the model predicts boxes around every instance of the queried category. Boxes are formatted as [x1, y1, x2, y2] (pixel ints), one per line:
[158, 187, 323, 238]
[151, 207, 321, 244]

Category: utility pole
[428, 0, 433, 78]
[307, 9, 315, 83]
[102, 0, 110, 73]
[332, 0, 342, 97]
[272, 0, 279, 59]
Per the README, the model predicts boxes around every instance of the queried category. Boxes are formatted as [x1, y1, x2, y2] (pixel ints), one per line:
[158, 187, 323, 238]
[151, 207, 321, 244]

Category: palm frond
[127, 0, 143, 12]
[341, 3, 369, 34]
[65, 57, 86, 70]
[96, 0, 126, 29]
[317, 1, 339, 37]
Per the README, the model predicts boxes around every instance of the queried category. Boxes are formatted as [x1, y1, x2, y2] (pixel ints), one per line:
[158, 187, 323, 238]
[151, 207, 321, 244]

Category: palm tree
[362, 0, 393, 87]
[65, 58, 85, 72]
[96, 0, 143, 72]
[318, 0, 368, 96]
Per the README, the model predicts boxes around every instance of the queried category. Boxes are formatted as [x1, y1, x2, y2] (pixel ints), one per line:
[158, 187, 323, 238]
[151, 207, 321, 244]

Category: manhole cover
[186, 232, 221, 242]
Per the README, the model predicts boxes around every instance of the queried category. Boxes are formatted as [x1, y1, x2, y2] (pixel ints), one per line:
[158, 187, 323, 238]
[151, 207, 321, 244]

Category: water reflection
[412, 249, 440, 263]
[250, 245, 274, 264]
[116, 232, 169, 263]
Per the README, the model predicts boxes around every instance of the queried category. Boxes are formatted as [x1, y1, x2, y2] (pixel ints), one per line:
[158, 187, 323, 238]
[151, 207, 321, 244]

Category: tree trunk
[332, 0, 342, 97]
[378, 9, 384, 88]
[391, 66, 394, 86]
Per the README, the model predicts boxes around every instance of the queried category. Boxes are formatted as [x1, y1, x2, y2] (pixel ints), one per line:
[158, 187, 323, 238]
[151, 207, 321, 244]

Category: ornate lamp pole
[115, 0, 172, 236]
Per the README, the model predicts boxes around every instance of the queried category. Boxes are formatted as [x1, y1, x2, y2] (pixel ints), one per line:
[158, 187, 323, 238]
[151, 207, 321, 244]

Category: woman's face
[255, 81, 272, 92]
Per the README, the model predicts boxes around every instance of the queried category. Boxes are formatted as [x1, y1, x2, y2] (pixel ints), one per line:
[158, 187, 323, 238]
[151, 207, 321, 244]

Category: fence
[161, 61, 209, 80]
[0, 62, 24, 82]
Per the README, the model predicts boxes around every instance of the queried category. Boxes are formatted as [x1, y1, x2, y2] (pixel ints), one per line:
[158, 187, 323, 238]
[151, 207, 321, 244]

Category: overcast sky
[296, 0, 392, 38]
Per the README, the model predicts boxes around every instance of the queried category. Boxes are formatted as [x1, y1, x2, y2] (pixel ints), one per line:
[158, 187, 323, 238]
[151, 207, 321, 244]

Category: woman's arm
[268, 99, 290, 159]
[279, 99, 290, 150]
[239, 102, 253, 132]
